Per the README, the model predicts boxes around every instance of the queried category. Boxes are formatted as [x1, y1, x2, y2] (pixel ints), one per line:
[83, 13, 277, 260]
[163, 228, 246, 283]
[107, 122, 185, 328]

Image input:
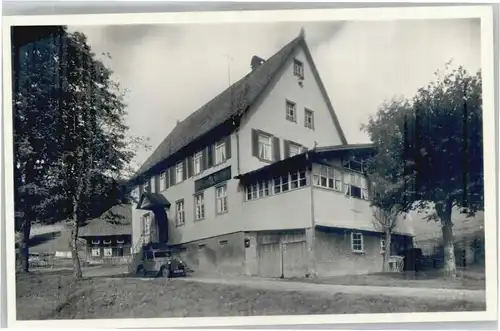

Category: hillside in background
[409, 208, 485, 252]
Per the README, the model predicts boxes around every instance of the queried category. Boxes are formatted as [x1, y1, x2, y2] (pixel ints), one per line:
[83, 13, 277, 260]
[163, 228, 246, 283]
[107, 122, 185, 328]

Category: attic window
[103, 239, 112, 245]
[116, 239, 125, 244]
[198, 243, 206, 249]
[293, 59, 304, 79]
[219, 240, 228, 246]
[91, 240, 100, 245]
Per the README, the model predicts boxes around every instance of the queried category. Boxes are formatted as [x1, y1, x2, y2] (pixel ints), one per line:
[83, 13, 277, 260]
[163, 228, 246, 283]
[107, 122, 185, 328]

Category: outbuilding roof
[78, 204, 132, 237]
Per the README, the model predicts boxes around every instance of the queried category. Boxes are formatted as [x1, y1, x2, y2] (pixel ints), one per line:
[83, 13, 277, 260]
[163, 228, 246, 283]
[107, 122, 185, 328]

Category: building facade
[129, 31, 414, 278]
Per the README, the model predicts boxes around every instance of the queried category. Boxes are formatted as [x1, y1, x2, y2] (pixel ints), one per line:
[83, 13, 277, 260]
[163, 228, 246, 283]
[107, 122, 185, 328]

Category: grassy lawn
[16, 271, 485, 320]
[289, 268, 486, 291]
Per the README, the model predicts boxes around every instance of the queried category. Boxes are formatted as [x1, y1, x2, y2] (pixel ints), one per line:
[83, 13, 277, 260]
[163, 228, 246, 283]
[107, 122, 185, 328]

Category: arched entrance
[136, 192, 171, 246]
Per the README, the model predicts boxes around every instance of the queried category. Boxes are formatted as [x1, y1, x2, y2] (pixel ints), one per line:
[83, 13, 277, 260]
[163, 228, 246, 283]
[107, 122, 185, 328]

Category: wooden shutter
[165, 168, 170, 189]
[283, 140, 290, 158]
[202, 147, 208, 171]
[225, 136, 232, 159]
[182, 159, 188, 180]
[272, 137, 281, 161]
[206, 144, 214, 168]
[251, 129, 259, 157]
[187, 156, 194, 178]
[154, 175, 160, 193]
[170, 166, 176, 185]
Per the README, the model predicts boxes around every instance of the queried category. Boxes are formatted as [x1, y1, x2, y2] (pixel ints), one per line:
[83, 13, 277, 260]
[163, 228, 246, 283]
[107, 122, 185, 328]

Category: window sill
[194, 218, 205, 222]
[216, 210, 229, 216]
[352, 250, 365, 255]
[256, 156, 274, 164]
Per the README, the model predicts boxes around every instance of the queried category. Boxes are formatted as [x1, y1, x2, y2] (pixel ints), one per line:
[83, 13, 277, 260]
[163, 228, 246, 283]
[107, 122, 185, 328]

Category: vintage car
[135, 248, 186, 278]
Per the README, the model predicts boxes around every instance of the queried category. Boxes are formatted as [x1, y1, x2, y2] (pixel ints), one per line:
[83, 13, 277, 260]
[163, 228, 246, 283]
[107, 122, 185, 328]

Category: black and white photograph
[2, 5, 497, 328]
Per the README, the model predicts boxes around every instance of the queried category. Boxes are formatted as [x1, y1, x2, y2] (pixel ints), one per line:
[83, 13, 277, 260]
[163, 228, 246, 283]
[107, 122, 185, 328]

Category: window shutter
[170, 166, 176, 185]
[225, 136, 232, 159]
[251, 129, 259, 157]
[139, 183, 144, 197]
[207, 144, 214, 168]
[154, 175, 160, 193]
[187, 156, 193, 178]
[182, 159, 188, 180]
[283, 140, 290, 158]
[202, 148, 208, 171]
[272, 137, 281, 161]
[165, 168, 170, 188]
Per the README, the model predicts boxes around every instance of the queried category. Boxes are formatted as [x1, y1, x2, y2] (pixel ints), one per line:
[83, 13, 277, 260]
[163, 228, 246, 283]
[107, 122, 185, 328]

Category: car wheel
[136, 265, 146, 277]
[160, 266, 170, 278]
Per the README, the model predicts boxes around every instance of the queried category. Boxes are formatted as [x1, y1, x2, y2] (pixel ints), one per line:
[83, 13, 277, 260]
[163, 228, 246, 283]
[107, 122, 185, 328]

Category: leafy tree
[369, 175, 403, 272]
[49, 30, 142, 279]
[12, 27, 67, 272]
[362, 64, 483, 277]
[13, 26, 148, 278]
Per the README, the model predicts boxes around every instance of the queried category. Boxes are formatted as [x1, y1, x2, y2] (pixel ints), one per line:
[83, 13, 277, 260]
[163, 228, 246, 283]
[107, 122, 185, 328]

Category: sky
[70, 18, 481, 169]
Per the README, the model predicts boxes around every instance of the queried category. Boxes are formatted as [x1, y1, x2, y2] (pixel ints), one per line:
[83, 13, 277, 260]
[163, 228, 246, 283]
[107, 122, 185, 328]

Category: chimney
[250, 55, 265, 71]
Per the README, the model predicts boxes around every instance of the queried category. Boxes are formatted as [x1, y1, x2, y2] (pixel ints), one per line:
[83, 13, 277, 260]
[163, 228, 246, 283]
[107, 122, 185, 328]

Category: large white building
[128, 30, 414, 278]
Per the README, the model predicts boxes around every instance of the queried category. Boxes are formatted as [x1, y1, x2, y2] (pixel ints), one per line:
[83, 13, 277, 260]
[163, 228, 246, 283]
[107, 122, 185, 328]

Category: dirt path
[176, 276, 486, 303]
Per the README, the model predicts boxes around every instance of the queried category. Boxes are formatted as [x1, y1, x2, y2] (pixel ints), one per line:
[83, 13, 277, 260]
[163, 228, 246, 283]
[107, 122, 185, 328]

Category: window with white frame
[305, 109, 314, 129]
[313, 165, 342, 191]
[194, 193, 205, 220]
[293, 59, 304, 79]
[91, 240, 100, 245]
[160, 172, 167, 191]
[91, 248, 100, 257]
[351, 232, 364, 252]
[215, 141, 226, 164]
[289, 142, 302, 157]
[103, 247, 112, 257]
[273, 174, 289, 194]
[344, 171, 368, 200]
[290, 169, 307, 189]
[116, 239, 125, 244]
[103, 239, 111, 245]
[175, 162, 184, 184]
[193, 151, 203, 175]
[175, 200, 185, 226]
[143, 180, 150, 193]
[380, 238, 386, 253]
[143, 214, 151, 236]
[286, 100, 297, 122]
[246, 180, 270, 201]
[216, 185, 228, 214]
[258, 134, 272, 161]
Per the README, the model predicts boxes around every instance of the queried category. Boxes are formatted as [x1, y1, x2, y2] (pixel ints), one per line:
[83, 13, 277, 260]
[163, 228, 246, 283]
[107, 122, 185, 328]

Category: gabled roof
[137, 192, 171, 210]
[134, 30, 348, 180]
[79, 204, 132, 237]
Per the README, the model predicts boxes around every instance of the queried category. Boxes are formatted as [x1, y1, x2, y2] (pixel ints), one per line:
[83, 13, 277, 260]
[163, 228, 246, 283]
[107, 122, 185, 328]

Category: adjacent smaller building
[79, 204, 133, 265]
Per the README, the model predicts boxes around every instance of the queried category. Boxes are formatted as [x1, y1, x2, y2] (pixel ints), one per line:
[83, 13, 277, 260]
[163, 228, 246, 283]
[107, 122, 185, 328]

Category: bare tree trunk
[71, 198, 83, 279]
[436, 199, 456, 278]
[20, 217, 32, 272]
[383, 230, 392, 272]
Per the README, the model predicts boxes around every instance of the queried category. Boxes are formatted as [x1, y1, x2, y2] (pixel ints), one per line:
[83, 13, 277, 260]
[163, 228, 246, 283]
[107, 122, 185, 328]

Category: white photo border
[2, 5, 497, 328]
